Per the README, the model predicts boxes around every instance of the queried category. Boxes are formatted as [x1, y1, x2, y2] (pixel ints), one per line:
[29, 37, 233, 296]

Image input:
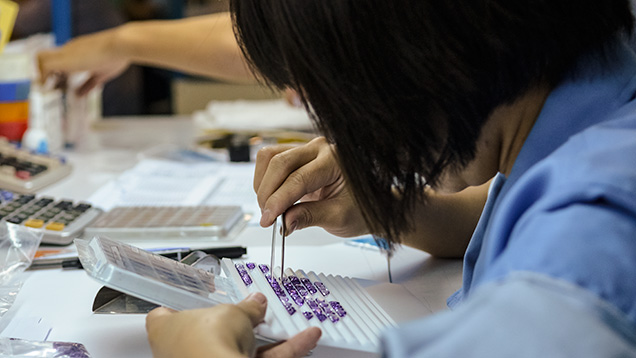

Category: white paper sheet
[88, 159, 261, 224]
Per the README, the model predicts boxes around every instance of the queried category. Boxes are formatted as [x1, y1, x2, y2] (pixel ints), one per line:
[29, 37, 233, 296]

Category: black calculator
[0, 190, 103, 245]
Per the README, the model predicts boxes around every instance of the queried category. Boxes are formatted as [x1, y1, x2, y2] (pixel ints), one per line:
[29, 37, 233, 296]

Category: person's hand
[146, 292, 322, 358]
[254, 136, 369, 237]
[37, 28, 130, 96]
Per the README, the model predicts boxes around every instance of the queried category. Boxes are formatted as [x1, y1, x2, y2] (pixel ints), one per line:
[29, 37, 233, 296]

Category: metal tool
[270, 213, 286, 279]
[281, 212, 286, 278]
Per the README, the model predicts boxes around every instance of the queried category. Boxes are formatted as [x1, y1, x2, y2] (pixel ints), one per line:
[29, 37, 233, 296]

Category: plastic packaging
[0, 224, 89, 358]
[0, 223, 43, 319]
[0, 337, 91, 358]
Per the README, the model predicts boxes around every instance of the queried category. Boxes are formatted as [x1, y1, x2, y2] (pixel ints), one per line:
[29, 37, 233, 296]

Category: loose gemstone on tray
[306, 298, 328, 322]
[314, 281, 330, 296]
[318, 299, 340, 322]
[234, 262, 346, 321]
[330, 301, 347, 317]
[300, 277, 318, 295]
[235, 263, 253, 286]
[240, 274, 252, 286]
[283, 302, 296, 315]
[282, 277, 305, 306]
[290, 276, 309, 297]
[315, 311, 328, 322]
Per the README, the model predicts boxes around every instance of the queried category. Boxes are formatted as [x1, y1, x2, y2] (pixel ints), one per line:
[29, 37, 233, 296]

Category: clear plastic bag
[0, 224, 91, 357]
[0, 337, 91, 358]
[0, 223, 43, 318]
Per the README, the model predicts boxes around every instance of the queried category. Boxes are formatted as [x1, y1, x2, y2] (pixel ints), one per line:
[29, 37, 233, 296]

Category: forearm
[115, 13, 255, 83]
[400, 181, 489, 258]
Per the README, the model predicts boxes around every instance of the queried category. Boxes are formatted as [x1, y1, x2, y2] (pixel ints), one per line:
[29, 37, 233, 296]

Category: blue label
[0, 80, 31, 102]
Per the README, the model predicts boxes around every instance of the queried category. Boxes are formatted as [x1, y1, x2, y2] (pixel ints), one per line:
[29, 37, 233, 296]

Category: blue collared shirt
[382, 39, 636, 356]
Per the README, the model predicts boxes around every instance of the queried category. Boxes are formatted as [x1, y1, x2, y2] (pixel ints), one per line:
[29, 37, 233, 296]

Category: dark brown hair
[231, 0, 634, 245]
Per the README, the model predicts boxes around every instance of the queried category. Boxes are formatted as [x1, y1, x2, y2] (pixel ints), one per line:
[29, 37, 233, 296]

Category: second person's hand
[38, 28, 130, 95]
[254, 137, 369, 237]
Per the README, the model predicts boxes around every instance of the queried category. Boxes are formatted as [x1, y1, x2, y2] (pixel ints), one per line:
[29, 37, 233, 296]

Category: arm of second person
[38, 12, 254, 94]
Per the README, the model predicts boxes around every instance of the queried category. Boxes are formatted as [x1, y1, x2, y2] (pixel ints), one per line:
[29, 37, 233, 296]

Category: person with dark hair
[145, 1, 636, 357]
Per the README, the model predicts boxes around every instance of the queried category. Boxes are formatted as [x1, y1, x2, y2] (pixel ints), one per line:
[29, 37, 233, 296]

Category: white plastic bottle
[22, 84, 50, 153]
[22, 84, 64, 153]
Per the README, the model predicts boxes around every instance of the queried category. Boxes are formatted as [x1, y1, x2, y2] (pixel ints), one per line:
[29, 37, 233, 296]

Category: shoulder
[512, 111, 636, 214]
[382, 273, 636, 358]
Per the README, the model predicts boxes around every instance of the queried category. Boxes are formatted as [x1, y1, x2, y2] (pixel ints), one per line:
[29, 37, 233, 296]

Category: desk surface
[0, 117, 462, 358]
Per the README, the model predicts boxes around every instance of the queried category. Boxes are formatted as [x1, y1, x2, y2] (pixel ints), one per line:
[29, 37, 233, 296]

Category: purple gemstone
[300, 278, 318, 295]
[296, 287, 309, 296]
[235, 264, 253, 286]
[327, 312, 340, 323]
[284, 302, 296, 315]
[52, 342, 91, 358]
[259, 264, 270, 273]
[314, 282, 330, 296]
[330, 301, 347, 317]
[303, 311, 314, 320]
[306, 299, 319, 309]
[240, 274, 253, 286]
[246, 262, 256, 270]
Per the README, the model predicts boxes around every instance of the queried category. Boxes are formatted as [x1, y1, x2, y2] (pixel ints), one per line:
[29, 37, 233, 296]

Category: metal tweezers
[270, 213, 286, 279]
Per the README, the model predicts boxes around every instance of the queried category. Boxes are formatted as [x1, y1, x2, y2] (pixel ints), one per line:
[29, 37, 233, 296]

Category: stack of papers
[193, 99, 314, 132]
[88, 158, 260, 224]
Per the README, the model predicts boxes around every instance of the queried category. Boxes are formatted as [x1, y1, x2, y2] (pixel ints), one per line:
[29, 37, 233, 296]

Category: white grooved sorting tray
[76, 236, 430, 354]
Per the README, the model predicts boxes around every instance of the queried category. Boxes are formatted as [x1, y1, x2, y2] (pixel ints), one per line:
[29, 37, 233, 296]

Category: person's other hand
[146, 292, 321, 358]
[37, 28, 129, 96]
[254, 136, 369, 237]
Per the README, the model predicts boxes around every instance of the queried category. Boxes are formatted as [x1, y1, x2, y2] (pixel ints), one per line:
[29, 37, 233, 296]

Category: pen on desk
[61, 246, 247, 270]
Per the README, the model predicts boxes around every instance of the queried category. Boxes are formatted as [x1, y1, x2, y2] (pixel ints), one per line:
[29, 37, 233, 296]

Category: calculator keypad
[0, 190, 92, 228]
[84, 205, 246, 240]
[0, 138, 72, 194]
[0, 152, 48, 179]
[0, 190, 103, 244]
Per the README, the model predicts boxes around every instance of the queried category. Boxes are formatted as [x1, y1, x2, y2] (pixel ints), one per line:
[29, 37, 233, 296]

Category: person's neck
[491, 86, 551, 176]
[437, 85, 551, 192]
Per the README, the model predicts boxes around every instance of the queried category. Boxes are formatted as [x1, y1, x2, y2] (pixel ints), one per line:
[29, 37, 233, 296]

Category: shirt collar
[502, 38, 636, 193]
